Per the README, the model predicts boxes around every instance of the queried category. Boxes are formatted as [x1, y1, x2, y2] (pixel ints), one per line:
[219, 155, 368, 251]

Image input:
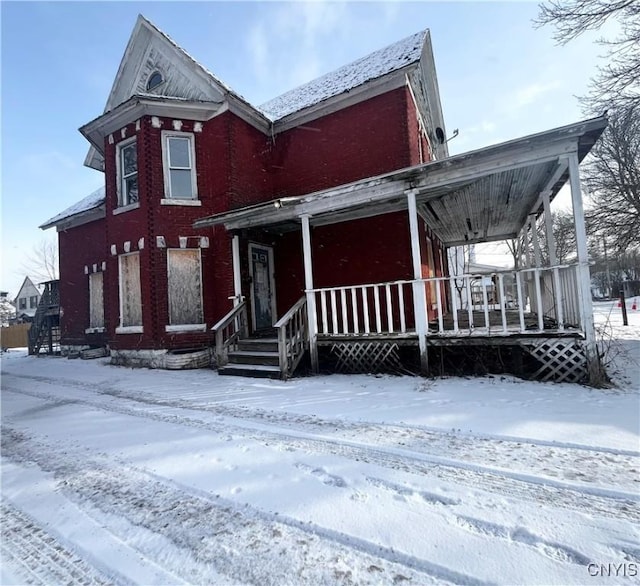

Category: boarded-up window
[119, 253, 142, 327]
[167, 249, 203, 325]
[89, 272, 104, 328]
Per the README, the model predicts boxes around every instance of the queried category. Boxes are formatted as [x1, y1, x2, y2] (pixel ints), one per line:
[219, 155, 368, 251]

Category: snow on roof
[40, 186, 105, 229]
[260, 30, 427, 121]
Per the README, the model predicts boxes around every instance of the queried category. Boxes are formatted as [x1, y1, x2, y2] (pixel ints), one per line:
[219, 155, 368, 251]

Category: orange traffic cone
[617, 298, 622, 307]
[632, 298, 638, 311]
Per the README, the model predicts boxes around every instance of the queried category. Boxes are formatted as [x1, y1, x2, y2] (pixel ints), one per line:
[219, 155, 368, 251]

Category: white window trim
[160, 198, 202, 207]
[116, 325, 144, 334]
[118, 251, 142, 330]
[116, 137, 138, 208]
[85, 327, 106, 334]
[165, 324, 206, 333]
[113, 202, 140, 215]
[166, 247, 204, 327]
[161, 131, 198, 200]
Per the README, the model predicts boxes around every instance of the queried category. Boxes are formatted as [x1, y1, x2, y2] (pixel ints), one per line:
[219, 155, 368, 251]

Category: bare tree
[536, 0, 640, 109]
[584, 104, 640, 253]
[21, 238, 59, 284]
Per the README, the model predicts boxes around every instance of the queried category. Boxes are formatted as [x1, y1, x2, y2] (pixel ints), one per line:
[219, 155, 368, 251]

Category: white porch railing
[274, 296, 308, 379]
[211, 301, 249, 366]
[310, 264, 583, 337]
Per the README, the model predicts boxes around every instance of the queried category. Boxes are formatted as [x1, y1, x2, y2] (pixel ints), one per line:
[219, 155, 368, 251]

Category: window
[118, 253, 142, 329]
[89, 272, 104, 329]
[147, 71, 163, 91]
[29, 296, 38, 309]
[118, 139, 138, 207]
[167, 249, 203, 327]
[19, 298, 26, 310]
[163, 133, 197, 199]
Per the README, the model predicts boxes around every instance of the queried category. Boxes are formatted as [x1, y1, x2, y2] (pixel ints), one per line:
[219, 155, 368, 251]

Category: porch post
[542, 192, 557, 266]
[530, 216, 542, 267]
[231, 233, 242, 305]
[568, 153, 602, 384]
[406, 189, 429, 375]
[301, 215, 319, 373]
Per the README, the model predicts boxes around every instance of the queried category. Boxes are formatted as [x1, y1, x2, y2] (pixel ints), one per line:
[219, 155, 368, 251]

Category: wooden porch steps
[218, 337, 281, 378]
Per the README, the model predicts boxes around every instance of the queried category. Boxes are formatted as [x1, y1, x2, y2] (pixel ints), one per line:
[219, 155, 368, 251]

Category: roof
[260, 30, 428, 121]
[40, 186, 105, 230]
[194, 116, 608, 247]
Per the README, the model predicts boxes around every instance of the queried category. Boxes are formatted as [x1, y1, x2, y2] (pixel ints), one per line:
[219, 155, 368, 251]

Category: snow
[260, 30, 427, 121]
[1, 301, 638, 584]
[39, 186, 105, 229]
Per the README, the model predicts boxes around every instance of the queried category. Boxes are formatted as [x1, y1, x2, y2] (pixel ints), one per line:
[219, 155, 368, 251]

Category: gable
[15, 277, 41, 301]
[85, 15, 231, 171]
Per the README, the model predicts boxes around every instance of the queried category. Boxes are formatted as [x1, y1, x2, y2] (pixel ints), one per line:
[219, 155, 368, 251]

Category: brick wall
[63, 84, 447, 352]
[271, 88, 414, 196]
[58, 218, 107, 347]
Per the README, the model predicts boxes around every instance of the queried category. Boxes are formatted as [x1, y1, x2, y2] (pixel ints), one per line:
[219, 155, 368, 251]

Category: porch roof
[193, 116, 607, 246]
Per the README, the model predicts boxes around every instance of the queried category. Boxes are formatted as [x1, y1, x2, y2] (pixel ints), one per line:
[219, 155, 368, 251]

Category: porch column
[529, 216, 542, 267]
[231, 233, 242, 305]
[406, 189, 429, 375]
[542, 192, 557, 266]
[301, 215, 319, 373]
[568, 153, 602, 384]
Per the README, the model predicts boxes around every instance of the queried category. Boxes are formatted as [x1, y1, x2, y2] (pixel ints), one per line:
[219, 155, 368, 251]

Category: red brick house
[41, 16, 606, 384]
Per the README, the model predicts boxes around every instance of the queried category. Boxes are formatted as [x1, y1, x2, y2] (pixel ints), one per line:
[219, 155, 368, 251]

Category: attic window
[147, 71, 163, 91]
[435, 127, 445, 144]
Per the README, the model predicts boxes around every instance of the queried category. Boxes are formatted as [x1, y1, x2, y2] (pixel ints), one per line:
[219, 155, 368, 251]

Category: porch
[196, 116, 607, 384]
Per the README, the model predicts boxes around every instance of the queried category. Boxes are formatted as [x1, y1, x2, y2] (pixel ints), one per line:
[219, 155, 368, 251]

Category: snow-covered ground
[1, 300, 638, 585]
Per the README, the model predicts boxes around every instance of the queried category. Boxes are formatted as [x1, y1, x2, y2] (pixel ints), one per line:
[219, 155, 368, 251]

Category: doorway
[248, 243, 277, 332]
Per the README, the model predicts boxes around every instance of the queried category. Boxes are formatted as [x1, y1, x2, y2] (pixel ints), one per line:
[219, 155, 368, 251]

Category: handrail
[212, 301, 248, 367]
[276, 296, 308, 379]
[274, 296, 306, 328]
[211, 301, 247, 333]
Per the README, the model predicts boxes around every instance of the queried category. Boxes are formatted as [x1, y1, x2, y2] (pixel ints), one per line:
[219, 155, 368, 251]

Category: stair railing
[28, 280, 59, 355]
[211, 301, 248, 368]
[275, 296, 308, 379]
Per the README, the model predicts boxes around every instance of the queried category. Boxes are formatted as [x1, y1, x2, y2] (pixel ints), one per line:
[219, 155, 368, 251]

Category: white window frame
[161, 131, 198, 201]
[86, 272, 105, 333]
[116, 137, 138, 208]
[165, 248, 205, 332]
[116, 252, 143, 334]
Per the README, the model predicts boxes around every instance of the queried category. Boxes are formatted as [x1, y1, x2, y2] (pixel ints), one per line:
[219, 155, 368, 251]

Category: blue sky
[1, 1, 612, 295]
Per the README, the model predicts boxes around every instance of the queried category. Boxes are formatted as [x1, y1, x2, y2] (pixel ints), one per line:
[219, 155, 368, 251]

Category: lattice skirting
[330, 341, 402, 374]
[524, 339, 587, 383]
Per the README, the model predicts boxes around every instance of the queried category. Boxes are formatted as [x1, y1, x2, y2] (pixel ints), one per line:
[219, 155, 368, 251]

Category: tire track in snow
[3, 380, 638, 522]
[4, 369, 638, 493]
[2, 426, 485, 586]
[0, 502, 118, 586]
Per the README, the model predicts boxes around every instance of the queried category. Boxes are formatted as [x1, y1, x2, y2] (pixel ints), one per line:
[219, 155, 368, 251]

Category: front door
[249, 244, 276, 331]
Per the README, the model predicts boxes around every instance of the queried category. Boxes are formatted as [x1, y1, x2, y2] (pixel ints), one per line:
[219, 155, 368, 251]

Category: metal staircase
[28, 280, 61, 355]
